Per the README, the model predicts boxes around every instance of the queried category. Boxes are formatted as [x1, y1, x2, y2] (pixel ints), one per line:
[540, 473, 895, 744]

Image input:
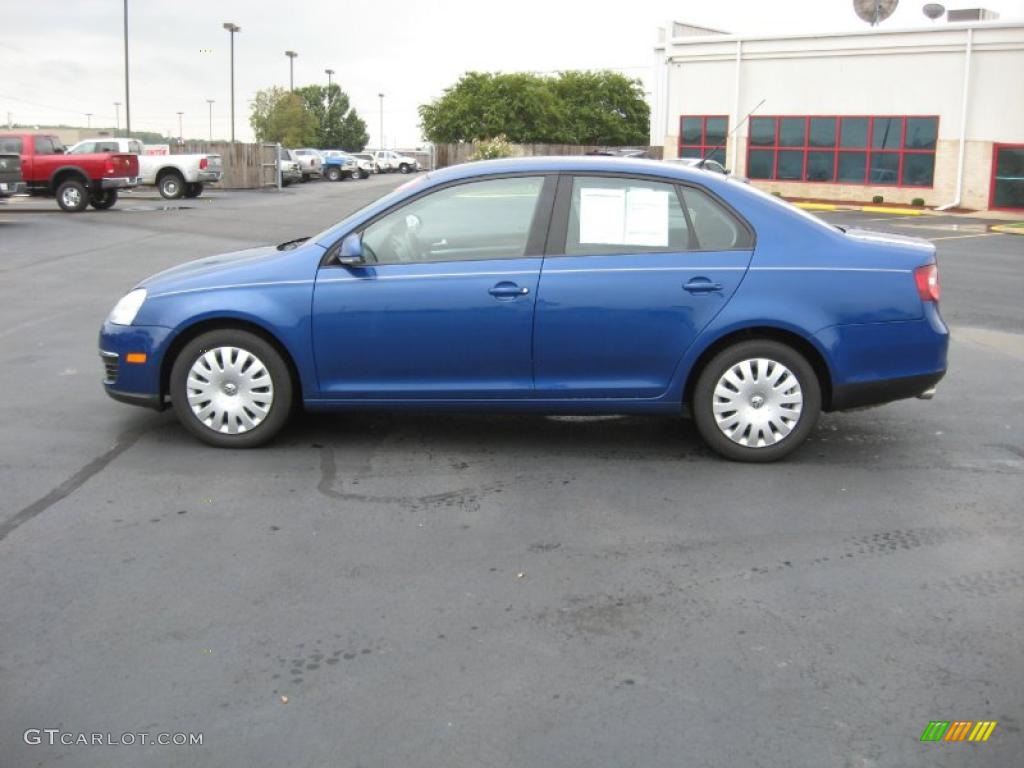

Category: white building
[652, 17, 1024, 211]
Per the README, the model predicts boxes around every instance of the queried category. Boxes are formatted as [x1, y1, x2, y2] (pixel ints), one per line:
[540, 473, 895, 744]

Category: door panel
[311, 175, 552, 399]
[533, 175, 754, 399]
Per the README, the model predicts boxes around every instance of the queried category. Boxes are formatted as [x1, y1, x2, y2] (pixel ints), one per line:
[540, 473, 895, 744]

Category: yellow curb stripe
[793, 202, 839, 211]
[990, 224, 1024, 235]
[859, 206, 924, 215]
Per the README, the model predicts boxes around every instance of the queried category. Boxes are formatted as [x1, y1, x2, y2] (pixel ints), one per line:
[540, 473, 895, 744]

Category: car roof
[422, 155, 722, 187]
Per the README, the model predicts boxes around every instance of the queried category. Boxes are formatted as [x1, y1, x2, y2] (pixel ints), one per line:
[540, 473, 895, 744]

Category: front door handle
[488, 281, 530, 300]
[684, 277, 723, 294]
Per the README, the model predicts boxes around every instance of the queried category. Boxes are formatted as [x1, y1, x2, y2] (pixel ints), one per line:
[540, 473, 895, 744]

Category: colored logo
[920, 721, 997, 742]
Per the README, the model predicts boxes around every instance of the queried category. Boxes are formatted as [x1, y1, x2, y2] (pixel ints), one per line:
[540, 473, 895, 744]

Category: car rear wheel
[158, 171, 185, 199]
[170, 329, 293, 448]
[399, 163, 411, 174]
[89, 189, 118, 210]
[56, 179, 89, 212]
[184, 182, 204, 198]
[325, 166, 341, 182]
[692, 340, 820, 462]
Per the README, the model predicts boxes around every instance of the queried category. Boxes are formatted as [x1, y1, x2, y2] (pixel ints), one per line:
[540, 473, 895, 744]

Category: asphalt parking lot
[1, 178, 1022, 767]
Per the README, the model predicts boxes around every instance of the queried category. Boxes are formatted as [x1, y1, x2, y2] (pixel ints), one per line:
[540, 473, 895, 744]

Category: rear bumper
[196, 171, 222, 183]
[101, 176, 137, 189]
[831, 370, 945, 411]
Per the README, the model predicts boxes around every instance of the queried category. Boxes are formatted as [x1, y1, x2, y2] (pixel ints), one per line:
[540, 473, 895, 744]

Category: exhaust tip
[917, 387, 937, 400]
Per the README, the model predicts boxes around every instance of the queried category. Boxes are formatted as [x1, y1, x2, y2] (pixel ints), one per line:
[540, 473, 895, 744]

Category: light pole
[378, 92, 384, 150]
[177, 111, 184, 142]
[325, 68, 334, 105]
[114, 102, 121, 133]
[206, 99, 215, 141]
[86, 113, 92, 128]
[222, 22, 240, 143]
[285, 51, 298, 91]
[123, 0, 131, 137]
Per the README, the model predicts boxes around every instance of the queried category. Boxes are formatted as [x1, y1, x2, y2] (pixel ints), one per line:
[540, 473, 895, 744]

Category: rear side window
[0, 137, 23, 153]
[679, 187, 753, 250]
[565, 176, 689, 256]
[70, 142, 95, 154]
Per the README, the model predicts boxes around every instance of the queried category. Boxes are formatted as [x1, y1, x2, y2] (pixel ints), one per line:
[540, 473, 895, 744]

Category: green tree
[549, 70, 650, 145]
[249, 86, 319, 146]
[418, 70, 649, 145]
[295, 84, 369, 151]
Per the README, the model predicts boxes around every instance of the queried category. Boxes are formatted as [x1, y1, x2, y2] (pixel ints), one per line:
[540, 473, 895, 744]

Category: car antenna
[699, 98, 766, 169]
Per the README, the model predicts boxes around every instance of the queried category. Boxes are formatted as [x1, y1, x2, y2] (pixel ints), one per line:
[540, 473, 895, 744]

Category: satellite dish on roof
[922, 3, 946, 20]
[853, 0, 899, 25]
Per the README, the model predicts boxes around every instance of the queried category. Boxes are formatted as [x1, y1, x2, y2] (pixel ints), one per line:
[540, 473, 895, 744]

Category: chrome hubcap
[186, 347, 274, 434]
[62, 188, 81, 206]
[712, 358, 803, 448]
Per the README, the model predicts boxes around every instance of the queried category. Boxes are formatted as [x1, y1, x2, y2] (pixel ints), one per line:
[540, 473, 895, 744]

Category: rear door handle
[488, 281, 529, 299]
[684, 278, 723, 294]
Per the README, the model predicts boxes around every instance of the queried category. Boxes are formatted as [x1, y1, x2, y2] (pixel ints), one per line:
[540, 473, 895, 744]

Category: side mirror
[337, 232, 364, 266]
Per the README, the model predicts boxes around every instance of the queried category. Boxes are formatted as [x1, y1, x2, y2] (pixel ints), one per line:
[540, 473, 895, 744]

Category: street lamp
[285, 51, 298, 91]
[206, 99, 215, 141]
[114, 102, 121, 133]
[378, 92, 384, 150]
[86, 113, 92, 128]
[177, 111, 184, 142]
[123, 0, 131, 137]
[222, 22, 240, 143]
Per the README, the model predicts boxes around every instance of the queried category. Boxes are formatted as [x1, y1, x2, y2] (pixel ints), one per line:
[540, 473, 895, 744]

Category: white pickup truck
[67, 138, 223, 199]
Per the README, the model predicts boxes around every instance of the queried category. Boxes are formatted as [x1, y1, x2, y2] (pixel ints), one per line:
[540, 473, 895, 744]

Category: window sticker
[578, 186, 669, 247]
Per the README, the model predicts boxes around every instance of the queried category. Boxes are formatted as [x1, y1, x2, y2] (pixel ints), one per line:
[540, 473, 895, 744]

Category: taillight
[105, 160, 115, 176]
[914, 263, 940, 302]
[199, 157, 208, 170]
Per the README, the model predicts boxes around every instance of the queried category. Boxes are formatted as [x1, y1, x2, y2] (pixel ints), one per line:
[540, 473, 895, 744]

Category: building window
[746, 115, 938, 187]
[679, 115, 728, 165]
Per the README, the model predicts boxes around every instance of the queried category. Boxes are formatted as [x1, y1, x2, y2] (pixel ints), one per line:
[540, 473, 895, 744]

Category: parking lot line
[927, 232, 1000, 241]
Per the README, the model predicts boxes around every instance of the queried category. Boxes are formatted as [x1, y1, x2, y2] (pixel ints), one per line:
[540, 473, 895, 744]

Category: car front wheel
[158, 172, 185, 199]
[692, 339, 820, 462]
[56, 179, 89, 212]
[170, 329, 293, 448]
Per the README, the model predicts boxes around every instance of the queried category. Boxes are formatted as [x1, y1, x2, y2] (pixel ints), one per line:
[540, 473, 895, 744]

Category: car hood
[138, 244, 315, 296]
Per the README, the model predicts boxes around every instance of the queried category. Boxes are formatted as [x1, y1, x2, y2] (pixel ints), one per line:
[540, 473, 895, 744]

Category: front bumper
[101, 176, 137, 190]
[98, 322, 174, 410]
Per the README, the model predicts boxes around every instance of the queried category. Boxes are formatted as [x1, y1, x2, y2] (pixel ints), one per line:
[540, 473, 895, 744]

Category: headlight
[108, 288, 147, 326]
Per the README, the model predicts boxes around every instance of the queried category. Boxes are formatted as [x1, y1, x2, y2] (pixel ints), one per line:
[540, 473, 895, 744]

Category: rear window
[0, 137, 24, 153]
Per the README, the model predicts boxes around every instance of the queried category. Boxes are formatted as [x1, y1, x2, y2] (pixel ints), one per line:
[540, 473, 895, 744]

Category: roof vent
[947, 7, 999, 21]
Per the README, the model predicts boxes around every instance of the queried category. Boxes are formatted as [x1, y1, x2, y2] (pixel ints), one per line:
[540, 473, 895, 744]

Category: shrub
[912, 197, 926, 207]
[771, 191, 783, 197]
[470, 134, 515, 161]
[872, 195, 884, 204]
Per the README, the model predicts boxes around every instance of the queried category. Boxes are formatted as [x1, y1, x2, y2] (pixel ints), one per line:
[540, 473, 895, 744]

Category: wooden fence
[433, 143, 663, 169]
[172, 141, 278, 189]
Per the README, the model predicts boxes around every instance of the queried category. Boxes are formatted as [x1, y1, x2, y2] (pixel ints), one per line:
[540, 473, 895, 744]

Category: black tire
[55, 178, 89, 212]
[300, 174, 310, 183]
[282, 178, 292, 187]
[158, 171, 185, 199]
[325, 166, 341, 182]
[89, 189, 118, 210]
[359, 170, 370, 179]
[169, 329, 294, 448]
[692, 339, 821, 462]
[184, 182, 204, 198]
[399, 163, 411, 174]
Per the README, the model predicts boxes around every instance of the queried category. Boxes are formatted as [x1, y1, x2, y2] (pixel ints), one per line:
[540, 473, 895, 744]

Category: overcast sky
[1, 0, 1021, 146]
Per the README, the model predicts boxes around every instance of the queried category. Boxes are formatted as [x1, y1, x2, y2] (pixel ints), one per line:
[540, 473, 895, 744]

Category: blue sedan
[99, 157, 947, 461]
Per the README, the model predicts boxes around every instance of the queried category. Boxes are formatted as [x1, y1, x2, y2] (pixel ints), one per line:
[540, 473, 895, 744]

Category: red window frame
[989, 143, 1024, 211]
[679, 115, 729, 161]
[745, 115, 939, 188]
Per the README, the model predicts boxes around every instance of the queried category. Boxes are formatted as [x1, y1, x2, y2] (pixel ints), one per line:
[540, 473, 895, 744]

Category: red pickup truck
[0, 132, 139, 212]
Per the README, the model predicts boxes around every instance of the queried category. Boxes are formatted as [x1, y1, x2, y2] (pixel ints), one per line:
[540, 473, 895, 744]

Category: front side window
[360, 176, 545, 264]
[34, 136, 57, 154]
[566, 176, 689, 256]
[70, 142, 95, 155]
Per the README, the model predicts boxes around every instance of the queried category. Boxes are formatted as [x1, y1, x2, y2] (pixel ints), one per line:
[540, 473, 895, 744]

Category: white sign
[578, 185, 669, 247]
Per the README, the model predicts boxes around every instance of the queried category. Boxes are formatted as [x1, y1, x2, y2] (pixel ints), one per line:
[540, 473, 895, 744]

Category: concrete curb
[793, 202, 924, 216]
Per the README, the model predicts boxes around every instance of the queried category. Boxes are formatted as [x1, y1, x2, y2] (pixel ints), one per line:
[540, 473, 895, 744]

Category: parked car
[67, 138, 222, 199]
[320, 150, 366, 181]
[371, 150, 419, 174]
[0, 132, 138, 212]
[353, 152, 381, 173]
[278, 149, 303, 187]
[0, 146, 23, 198]
[670, 157, 729, 175]
[98, 156, 947, 461]
[585, 147, 651, 158]
[292, 149, 323, 181]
